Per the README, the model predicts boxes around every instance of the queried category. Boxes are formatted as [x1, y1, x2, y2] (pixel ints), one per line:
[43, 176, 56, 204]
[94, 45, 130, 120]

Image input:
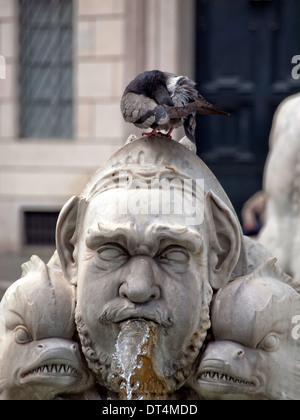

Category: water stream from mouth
[113, 320, 151, 400]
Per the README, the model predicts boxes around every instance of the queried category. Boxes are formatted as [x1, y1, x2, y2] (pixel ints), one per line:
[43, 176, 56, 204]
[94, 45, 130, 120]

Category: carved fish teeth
[21, 364, 79, 378]
[200, 371, 255, 387]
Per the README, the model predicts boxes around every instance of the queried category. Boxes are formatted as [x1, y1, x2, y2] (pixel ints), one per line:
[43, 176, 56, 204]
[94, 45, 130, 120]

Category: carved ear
[205, 190, 242, 290]
[56, 195, 85, 284]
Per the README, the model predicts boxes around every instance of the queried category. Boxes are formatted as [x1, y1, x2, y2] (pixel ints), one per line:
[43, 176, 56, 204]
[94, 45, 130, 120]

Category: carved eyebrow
[85, 222, 203, 254]
[85, 224, 130, 250]
[148, 224, 203, 253]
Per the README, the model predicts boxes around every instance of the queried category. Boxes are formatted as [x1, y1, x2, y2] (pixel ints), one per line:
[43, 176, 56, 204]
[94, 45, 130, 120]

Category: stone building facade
[0, 0, 195, 259]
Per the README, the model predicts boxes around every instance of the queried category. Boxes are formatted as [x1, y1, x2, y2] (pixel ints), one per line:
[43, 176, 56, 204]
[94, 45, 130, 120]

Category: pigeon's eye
[14, 326, 32, 344]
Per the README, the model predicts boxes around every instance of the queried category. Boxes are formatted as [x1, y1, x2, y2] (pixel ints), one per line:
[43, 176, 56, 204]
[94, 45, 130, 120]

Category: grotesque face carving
[2, 136, 293, 401]
[74, 187, 212, 396]
[56, 137, 242, 398]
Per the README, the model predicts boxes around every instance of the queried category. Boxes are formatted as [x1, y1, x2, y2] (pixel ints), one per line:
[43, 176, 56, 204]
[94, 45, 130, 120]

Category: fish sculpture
[193, 258, 300, 400]
[0, 254, 94, 400]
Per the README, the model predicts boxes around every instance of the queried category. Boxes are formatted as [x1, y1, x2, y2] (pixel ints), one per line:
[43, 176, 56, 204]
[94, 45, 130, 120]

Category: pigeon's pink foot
[142, 128, 158, 138]
[142, 128, 173, 139]
[165, 128, 174, 138]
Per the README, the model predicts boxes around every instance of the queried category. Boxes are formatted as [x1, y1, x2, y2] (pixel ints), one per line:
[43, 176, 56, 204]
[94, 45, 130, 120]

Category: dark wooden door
[195, 0, 300, 224]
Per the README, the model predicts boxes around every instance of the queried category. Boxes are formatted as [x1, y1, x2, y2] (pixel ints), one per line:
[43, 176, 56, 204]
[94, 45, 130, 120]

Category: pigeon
[120, 69, 229, 142]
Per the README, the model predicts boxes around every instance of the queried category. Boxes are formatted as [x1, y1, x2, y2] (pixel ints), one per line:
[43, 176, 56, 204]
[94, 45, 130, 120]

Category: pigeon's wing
[121, 92, 156, 123]
[166, 75, 198, 107]
[165, 97, 229, 119]
[165, 94, 229, 143]
[165, 73, 229, 115]
[165, 104, 195, 119]
[121, 92, 170, 129]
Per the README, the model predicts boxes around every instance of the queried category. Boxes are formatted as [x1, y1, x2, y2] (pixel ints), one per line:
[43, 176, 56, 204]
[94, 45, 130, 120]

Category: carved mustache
[98, 300, 173, 328]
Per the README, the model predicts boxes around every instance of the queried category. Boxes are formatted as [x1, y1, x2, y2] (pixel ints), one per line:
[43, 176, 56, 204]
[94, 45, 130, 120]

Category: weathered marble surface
[0, 136, 298, 400]
[193, 258, 300, 400]
[258, 93, 300, 286]
[0, 255, 94, 400]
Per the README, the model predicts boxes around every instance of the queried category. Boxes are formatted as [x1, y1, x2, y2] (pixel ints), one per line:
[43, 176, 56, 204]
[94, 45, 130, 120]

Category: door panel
[195, 0, 300, 222]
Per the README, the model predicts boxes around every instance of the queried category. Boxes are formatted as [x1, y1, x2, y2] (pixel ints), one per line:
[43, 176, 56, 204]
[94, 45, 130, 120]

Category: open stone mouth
[21, 363, 80, 380]
[199, 370, 256, 387]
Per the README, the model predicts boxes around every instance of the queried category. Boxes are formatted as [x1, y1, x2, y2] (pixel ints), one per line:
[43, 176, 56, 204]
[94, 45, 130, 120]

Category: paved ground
[0, 246, 55, 299]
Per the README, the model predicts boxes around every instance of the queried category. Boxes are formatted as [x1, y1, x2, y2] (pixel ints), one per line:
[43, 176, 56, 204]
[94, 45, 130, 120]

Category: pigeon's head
[123, 70, 174, 106]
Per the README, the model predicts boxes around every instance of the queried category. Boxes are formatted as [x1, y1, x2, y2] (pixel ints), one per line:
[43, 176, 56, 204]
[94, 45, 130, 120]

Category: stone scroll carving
[0, 136, 298, 400]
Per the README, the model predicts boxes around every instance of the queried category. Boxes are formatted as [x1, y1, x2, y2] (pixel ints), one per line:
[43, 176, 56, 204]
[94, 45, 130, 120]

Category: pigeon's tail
[165, 99, 229, 119]
[194, 94, 230, 116]
[165, 98, 229, 143]
[196, 104, 229, 116]
[196, 103, 230, 116]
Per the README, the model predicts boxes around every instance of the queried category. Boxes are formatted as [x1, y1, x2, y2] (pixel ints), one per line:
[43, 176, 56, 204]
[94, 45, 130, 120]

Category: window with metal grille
[19, 0, 73, 139]
[24, 211, 59, 245]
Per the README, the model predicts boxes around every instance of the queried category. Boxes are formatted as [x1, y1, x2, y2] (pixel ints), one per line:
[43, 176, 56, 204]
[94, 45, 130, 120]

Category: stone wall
[0, 0, 195, 263]
[0, 0, 127, 255]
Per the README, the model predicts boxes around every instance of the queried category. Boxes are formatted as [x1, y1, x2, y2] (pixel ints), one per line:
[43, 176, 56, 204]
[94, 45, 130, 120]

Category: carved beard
[75, 298, 211, 399]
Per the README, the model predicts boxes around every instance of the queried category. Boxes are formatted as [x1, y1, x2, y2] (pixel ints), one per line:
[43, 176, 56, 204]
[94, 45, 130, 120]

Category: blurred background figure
[242, 190, 266, 236]
[0, 0, 300, 297]
[256, 93, 300, 283]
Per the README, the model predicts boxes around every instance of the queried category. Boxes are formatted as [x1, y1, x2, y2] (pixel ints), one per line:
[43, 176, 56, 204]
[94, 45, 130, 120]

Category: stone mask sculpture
[0, 255, 92, 400]
[55, 137, 246, 399]
[194, 258, 300, 400]
[1, 135, 294, 400]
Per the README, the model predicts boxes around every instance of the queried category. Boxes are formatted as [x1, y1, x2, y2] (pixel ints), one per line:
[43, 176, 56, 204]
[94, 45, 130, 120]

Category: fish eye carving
[14, 326, 32, 344]
[257, 333, 280, 352]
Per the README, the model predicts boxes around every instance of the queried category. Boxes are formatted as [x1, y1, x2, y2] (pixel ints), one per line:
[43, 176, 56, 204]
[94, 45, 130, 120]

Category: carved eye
[258, 333, 280, 351]
[159, 246, 189, 263]
[158, 246, 190, 274]
[14, 326, 32, 344]
[98, 246, 127, 261]
[96, 244, 128, 270]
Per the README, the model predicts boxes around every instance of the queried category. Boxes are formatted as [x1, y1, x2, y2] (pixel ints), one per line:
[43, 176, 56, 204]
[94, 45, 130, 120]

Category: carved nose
[36, 339, 78, 351]
[119, 257, 160, 303]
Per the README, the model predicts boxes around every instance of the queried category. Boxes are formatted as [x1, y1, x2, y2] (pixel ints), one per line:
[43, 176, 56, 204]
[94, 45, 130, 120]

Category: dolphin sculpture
[193, 258, 300, 400]
[0, 254, 94, 400]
